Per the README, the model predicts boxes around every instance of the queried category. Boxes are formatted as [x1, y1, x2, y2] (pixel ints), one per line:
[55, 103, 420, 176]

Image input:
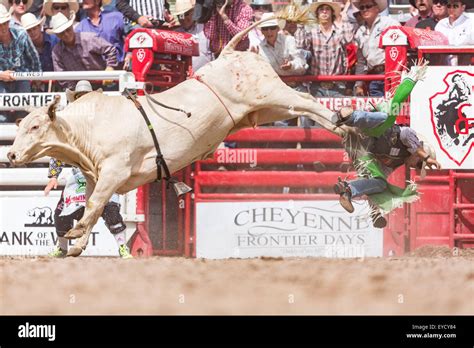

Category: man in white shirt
[353, 0, 400, 96]
[248, 0, 272, 50]
[252, 12, 308, 128]
[435, 0, 473, 45]
[252, 12, 307, 76]
[435, 0, 473, 64]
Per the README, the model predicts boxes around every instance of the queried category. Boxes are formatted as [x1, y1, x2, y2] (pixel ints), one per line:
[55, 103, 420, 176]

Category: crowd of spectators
[0, 0, 473, 122]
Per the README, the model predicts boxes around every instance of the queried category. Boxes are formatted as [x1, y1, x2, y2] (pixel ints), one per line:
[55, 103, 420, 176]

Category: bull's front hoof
[67, 246, 83, 257]
[64, 227, 85, 239]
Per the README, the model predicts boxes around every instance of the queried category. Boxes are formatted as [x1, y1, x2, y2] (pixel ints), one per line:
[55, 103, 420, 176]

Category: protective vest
[370, 125, 412, 169]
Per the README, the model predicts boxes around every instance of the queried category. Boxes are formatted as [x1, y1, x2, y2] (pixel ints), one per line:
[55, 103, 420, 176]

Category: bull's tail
[221, 3, 312, 56]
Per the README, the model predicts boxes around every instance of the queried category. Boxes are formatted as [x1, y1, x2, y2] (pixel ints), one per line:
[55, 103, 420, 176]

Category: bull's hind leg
[257, 87, 345, 137]
[67, 162, 131, 257]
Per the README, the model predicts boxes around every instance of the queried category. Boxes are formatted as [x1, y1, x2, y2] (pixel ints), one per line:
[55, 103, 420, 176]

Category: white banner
[196, 200, 383, 259]
[0, 195, 119, 256]
[411, 66, 473, 169]
[316, 97, 384, 111]
[0, 93, 66, 111]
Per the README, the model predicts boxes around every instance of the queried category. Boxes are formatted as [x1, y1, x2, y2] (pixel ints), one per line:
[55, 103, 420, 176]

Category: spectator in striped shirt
[299, 0, 354, 97]
[0, 4, 41, 93]
[48, 12, 118, 89]
[117, 0, 169, 32]
[203, 0, 253, 56]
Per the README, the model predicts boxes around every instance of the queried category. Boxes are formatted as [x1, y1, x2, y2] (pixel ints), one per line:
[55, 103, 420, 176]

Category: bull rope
[143, 88, 192, 118]
[122, 89, 171, 182]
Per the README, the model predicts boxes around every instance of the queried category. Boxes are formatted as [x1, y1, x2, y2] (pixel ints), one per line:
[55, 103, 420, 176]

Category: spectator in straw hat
[248, 0, 272, 50]
[43, 0, 79, 17]
[353, 0, 400, 96]
[48, 12, 118, 89]
[7, 0, 32, 29]
[173, 0, 212, 71]
[76, 0, 125, 65]
[252, 12, 307, 76]
[252, 12, 308, 129]
[0, 4, 40, 93]
[21, 13, 58, 72]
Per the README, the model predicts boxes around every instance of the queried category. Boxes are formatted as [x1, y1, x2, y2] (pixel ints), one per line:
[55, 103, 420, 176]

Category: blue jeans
[348, 177, 387, 198]
[345, 110, 388, 129]
[0, 80, 31, 93]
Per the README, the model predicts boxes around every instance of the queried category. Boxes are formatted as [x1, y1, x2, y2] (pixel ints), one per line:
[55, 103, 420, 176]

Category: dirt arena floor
[1, 246, 473, 315]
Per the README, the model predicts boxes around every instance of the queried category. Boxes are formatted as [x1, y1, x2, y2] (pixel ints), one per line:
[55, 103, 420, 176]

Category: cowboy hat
[65, 80, 103, 102]
[20, 12, 45, 30]
[0, 3, 13, 24]
[352, 0, 388, 12]
[173, 0, 194, 16]
[258, 12, 285, 28]
[309, 0, 341, 18]
[46, 11, 75, 34]
[43, 0, 79, 16]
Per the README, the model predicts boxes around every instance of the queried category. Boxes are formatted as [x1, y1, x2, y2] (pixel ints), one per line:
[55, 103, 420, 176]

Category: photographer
[203, 0, 253, 56]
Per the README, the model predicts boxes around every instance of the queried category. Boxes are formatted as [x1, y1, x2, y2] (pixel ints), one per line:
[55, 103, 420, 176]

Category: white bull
[8, 20, 342, 257]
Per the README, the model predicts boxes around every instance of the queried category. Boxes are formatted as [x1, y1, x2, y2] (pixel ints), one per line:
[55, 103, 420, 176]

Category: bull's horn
[15, 118, 23, 127]
[221, 16, 273, 55]
[47, 95, 61, 122]
[221, 3, 311, 56]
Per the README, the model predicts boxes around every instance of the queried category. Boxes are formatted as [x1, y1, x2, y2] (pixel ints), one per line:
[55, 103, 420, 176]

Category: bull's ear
[47, 95, 61, 122]
[15, 118, 23, 127]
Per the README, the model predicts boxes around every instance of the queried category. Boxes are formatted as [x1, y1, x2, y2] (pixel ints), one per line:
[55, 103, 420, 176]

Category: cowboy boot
[335, 106, 354, 126]
[372, 214, 387, 229]
[368, 201, 387, 228]
[333, 177, 354, 213]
